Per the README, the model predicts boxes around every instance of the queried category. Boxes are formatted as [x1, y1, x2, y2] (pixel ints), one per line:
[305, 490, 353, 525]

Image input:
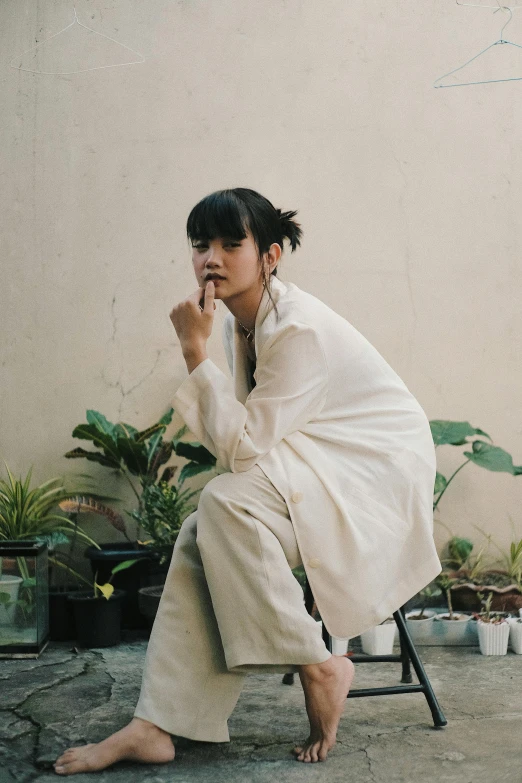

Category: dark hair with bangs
[186, 188, 302, 318]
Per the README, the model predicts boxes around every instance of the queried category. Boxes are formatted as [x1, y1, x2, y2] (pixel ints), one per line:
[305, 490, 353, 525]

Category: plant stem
[433, 458, 471, 511]
[121, 470, 141, 503]
[446, 587, 454, 620]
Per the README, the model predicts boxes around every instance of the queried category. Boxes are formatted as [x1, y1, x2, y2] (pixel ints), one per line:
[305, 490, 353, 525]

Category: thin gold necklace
[237, 319, 255, 342]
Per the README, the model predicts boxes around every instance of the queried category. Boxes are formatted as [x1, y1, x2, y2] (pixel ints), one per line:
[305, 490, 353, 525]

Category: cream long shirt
[173, 275, 441, 638]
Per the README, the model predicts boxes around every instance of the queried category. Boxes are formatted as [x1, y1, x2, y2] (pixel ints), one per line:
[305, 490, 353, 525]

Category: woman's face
[191, 229, 275, 302]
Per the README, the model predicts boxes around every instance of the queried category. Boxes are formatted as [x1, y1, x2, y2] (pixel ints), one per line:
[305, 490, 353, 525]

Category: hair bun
[275, 207, 302, 252]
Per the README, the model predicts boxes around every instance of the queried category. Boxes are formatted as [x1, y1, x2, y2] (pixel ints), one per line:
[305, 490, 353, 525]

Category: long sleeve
[172, 323, 329, 473]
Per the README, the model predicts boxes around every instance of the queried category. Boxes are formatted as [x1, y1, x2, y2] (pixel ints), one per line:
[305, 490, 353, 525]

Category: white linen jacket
[173, 275, 441, 638]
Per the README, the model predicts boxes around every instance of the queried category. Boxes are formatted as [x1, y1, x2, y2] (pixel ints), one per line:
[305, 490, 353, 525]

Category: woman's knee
[175, 509, 198, 549]
[198, 472, 239, 513]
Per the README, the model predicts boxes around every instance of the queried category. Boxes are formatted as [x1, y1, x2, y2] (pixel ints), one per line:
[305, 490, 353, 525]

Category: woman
[54, 188, 441, 775]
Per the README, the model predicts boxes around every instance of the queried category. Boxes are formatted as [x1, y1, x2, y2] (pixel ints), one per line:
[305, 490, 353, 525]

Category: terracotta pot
[450, 570, 522, 613]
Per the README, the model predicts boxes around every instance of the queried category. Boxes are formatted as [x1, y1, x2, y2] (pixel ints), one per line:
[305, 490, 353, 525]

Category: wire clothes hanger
[9, 5, 145, 75]
[434, 3, 522, 87]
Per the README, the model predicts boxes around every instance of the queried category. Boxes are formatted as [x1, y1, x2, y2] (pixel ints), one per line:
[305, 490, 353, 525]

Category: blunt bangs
[186, 191, 250, 245]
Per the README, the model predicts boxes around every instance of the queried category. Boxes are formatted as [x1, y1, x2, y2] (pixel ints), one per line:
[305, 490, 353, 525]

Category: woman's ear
[267, 242, 282, 273]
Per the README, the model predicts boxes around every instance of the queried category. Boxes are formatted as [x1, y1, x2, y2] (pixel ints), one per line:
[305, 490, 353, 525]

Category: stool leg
[394, 607, 447, 728]
[396, 608, 413, 684]
[321, 619, 333, 653]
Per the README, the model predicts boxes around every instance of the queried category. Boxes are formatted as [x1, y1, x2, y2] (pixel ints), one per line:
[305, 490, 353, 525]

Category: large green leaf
[64, 447, 121, 470]
[434, 472, 447, 494]
[115, 437, 148, 476]
[448, 536, 473, 566]
[149, 442, 173, 475]
[179, 462, 215, 485]
[71, 424, 122, 463]
[172, 424, 188, 443]
[110, 558, 139, 576]
[160, 466, 177, 484]
[463, 440, 522, 475]
[174, 441, 216, 465]
[136, 408, 174, 443]
[86, 410, 116, 437]
[158, 407, 174, 427]
[430, 420, 492, 446]
[113, 422, 139, 440]
[146, 429, 167, 464]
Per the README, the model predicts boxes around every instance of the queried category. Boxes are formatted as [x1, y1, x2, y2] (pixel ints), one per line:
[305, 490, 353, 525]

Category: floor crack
[362, 743, 377, 781]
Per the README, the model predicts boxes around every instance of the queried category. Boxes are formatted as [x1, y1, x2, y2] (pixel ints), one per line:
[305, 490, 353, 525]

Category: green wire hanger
[434, 3, 522, 87]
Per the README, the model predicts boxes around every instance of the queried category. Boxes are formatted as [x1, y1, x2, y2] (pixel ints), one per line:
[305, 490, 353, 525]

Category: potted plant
[404, 584, 441, 643]
[64, 407, 218, 627]
[507, 615, 522, 654]
[445, 534, 522, 613]
[474, 593, 510, 656]
[360, 617, 397, 655]
[67, 559, 138, 648]
[129, 479, 199, 626]
[0, 463, 114, 653]
[433, 572, 471, 643]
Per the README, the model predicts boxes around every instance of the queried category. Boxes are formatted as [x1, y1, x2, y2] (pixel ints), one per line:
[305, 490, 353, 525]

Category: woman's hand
[169, 281, 215, 368]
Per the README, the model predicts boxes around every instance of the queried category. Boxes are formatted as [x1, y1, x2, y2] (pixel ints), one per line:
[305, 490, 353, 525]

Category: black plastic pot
[84, 543, 159, 629]
[138, 584, 164, 628]
[49, 585, 82, 641]
[68, 589, 126, 648]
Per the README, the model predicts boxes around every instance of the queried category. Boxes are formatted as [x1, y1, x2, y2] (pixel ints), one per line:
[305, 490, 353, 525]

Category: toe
[318, 745, 328, 762]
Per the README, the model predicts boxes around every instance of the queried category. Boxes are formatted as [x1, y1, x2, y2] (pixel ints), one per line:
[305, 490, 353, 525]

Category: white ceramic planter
[0, 575, 23, 624]
[360, 620, 397, 655]
[404, 609, 437, 643]
[434, 613, 472, 644]
[331, 637, 350, 655]
[477, 619, 510, 655]
[316, 620, 349, 655]
[508, 618, 522, 654]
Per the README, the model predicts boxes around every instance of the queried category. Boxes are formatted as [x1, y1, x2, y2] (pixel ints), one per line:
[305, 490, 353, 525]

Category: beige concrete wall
[1, 1, 521, 567]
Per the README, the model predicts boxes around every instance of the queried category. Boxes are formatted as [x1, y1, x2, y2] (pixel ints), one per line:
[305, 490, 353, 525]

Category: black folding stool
[282, 579, 447, 728]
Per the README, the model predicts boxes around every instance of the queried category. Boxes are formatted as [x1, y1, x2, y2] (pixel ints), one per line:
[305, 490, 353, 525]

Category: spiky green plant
[0, 463, 101, 547]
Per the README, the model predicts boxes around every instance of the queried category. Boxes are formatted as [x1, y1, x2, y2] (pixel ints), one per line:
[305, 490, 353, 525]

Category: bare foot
[53, 717, 175, 776]
[293, 655, 355, 763]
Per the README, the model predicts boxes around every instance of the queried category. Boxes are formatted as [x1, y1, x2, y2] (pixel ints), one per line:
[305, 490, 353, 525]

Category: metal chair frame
[282, 580, 447, 728]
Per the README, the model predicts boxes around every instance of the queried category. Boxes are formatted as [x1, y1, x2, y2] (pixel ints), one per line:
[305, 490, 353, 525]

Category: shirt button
[291, 491, 303, 503]
[308, 558, 321, 568]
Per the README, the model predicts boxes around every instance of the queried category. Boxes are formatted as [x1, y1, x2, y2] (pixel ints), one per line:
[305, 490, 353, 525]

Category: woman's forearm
[183, 343, 208, 374]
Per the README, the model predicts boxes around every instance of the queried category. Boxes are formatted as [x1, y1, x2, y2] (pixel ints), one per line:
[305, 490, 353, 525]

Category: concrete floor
[1, 635, 521, 783]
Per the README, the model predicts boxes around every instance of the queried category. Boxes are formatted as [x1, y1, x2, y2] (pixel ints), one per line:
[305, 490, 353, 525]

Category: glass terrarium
[0, 542, 49, 657]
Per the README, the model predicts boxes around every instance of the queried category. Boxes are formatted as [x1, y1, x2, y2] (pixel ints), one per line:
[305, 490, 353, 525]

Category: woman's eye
[192, 242, 240, 250]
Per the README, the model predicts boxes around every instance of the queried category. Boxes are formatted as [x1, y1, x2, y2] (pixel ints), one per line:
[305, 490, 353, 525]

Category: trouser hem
[226, 649, 332, 672]
[134, 705, 230, 743]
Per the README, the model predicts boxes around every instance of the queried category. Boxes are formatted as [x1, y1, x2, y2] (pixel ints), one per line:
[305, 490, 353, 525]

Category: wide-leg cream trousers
[134, 464, 330, 743]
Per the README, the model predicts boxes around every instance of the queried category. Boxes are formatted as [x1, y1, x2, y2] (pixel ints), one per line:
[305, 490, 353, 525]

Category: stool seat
[282, 579, 447, 728]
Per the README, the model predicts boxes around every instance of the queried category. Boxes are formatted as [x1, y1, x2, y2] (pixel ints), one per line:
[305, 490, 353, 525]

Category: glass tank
[0, 542, 49, 657]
